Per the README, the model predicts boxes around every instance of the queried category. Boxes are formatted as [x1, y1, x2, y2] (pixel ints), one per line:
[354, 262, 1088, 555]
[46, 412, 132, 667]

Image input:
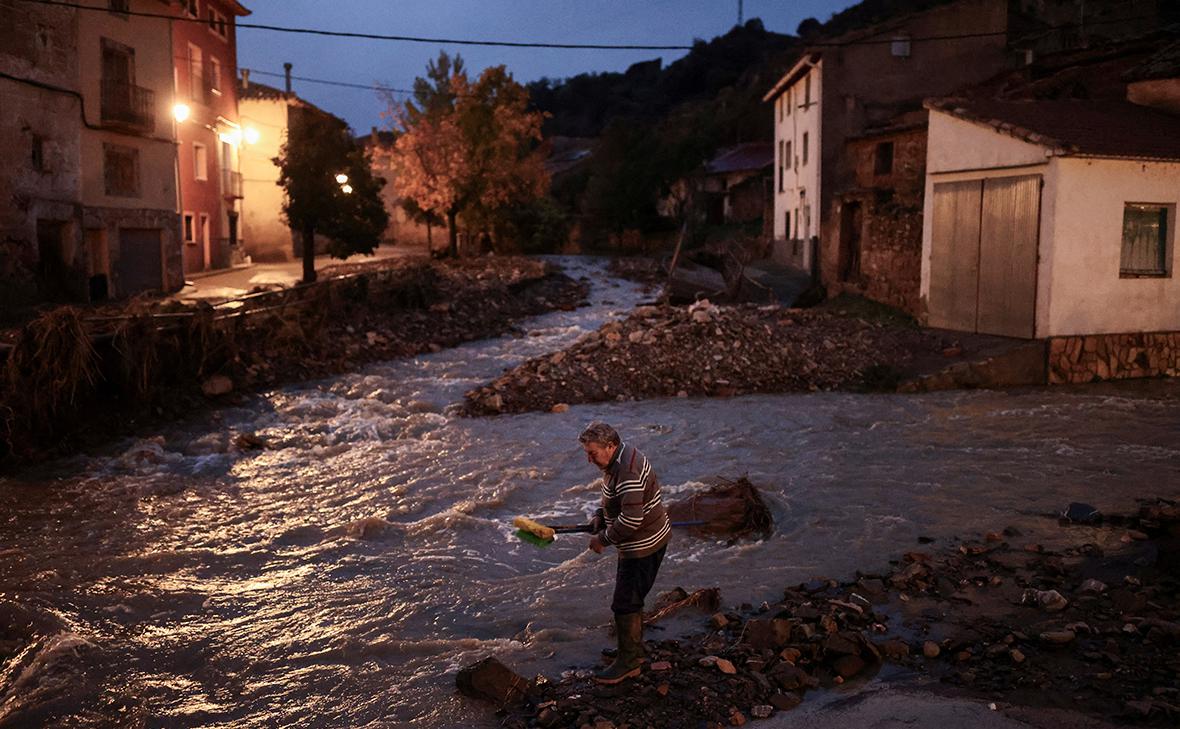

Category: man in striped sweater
[580, 422, 671, 685]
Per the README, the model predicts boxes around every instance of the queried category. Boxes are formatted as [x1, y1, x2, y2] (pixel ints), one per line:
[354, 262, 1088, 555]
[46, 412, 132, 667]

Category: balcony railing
[222, 170, 242, 199]
[100, 79, 155, 132]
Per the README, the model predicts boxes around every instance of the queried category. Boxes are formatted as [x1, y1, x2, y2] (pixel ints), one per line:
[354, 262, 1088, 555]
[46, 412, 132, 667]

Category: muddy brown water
[1, 258, 1178, 727]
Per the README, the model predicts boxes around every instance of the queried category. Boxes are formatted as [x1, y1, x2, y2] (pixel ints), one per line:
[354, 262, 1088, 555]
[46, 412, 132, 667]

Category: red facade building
[173, 0, 250, 274]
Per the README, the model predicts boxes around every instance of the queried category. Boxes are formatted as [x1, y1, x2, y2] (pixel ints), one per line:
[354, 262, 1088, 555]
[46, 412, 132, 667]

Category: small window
[108, 0, 129, 14]
[209, 57, 221, 94]
[786, 89, 791, 116]
[1120, 203, 1171, 277]
[784, 211, 790, 239]
[103, 143, 139, 197]
[802, 133, 809, 165]
[32, 135, 45, 172]
[777, 140, 784, 192]
[793, 208, 799, 238]
[786, 141, 792, 172]
[183, 213, 196, 244]
[193, 142, 207, 181]
[874, 141, 894, 175]
[208, 9, 227, 38]
[184, 0, 199, 17]
[803, 75, 811, 106]
[891, 34, 911, 58]
[188, 44, 202, 101]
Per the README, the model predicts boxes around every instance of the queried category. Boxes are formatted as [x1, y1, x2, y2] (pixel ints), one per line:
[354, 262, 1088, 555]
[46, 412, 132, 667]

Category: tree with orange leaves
[389, 53, 548, 257]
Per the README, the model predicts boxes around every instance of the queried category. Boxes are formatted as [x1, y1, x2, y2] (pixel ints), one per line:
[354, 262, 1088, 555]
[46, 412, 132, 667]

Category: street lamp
[243, 126, 260, 144]
[172, 103, 191, 122]
[335, 173, 349, 184]
[341, 183, 353, 194]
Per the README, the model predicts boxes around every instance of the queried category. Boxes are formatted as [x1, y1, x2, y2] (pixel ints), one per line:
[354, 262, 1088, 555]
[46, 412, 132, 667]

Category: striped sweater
[599, 442, 671, 558]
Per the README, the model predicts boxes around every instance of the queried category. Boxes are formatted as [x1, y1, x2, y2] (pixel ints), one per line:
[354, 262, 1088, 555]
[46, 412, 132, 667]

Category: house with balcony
[173, 0, 251, 275]
[1, 0, 186, 302]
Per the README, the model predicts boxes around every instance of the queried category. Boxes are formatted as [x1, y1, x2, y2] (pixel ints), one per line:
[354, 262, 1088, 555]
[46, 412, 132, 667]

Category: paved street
[173, 244, 426, 302]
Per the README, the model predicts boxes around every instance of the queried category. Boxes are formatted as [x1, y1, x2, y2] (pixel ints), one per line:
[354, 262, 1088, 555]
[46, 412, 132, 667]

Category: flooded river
[2, 258, 1178, 727]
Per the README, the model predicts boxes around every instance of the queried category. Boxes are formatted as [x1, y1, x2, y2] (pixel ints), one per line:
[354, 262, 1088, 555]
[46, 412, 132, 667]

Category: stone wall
[1048, 332, 1180, 384]
[823, 124, 926, 317]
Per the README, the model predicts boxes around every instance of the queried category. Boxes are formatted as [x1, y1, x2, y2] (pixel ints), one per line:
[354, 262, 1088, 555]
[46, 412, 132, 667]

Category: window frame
[802, 133, 809, 166]
[193, 141, 208, 181]
[102, 142, 140, 197]
[891, 34, 912, 58]
[209, 56, 221, 95]
[1119, 202, 1173, 278]
[874, 141, 895, 176]
[183, 212, 196, 244]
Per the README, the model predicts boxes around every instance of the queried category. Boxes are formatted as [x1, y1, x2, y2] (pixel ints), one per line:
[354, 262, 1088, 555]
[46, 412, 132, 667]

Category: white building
[762, 53, 822, 272]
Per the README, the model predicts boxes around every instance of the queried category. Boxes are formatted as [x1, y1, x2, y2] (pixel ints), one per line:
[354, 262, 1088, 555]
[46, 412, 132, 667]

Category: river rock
[750, 705, 774, 719]
[1023, 588, 1068, 612]
[201, 375, 234, 397]
[769, 693, 802, 711]
[923, 641, 941, 658]
[1040, 630, 1076, 645]
[1079, 579, 1107, 594]
[550, 403, 570, 413]
[456, 657, 533, 706]
[743, 618, 792, 650]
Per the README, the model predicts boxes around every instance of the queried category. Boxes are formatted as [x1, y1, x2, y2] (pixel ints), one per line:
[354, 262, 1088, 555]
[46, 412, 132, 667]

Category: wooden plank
[978, 175, 1040, 339]
[928, 180, 983, 332]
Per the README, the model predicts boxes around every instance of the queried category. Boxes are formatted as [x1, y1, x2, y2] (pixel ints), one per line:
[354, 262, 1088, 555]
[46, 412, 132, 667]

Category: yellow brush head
[512, 516, 555, 541]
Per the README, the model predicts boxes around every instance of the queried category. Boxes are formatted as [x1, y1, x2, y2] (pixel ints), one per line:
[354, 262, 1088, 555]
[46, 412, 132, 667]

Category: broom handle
[548, 520, 705, 534]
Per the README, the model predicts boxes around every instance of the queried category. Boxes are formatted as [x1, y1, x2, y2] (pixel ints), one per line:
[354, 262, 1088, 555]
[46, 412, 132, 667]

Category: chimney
[241, 68, 250, 89]
[283, 62, 293, 95]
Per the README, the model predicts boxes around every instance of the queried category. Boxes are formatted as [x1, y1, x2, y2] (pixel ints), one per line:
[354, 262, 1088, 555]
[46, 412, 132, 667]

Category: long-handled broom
[513, 516, 703, 548]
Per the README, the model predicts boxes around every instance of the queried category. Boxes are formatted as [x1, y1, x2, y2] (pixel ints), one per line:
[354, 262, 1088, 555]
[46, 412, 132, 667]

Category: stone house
[762, 0, 1162, 294]
[173, 0, 251, 275]
[701, 143, 773, 226]
[921, 93, 1180, 382]
[1, 0, 185, 303]
[828, 112, 928, 316]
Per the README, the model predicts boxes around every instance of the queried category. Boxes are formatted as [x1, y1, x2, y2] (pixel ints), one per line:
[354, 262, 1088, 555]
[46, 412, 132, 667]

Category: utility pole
[737, 0, 743, 26]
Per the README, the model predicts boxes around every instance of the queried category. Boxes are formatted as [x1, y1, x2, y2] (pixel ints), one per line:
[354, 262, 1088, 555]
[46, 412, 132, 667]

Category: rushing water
[1, 257, 1179, 727]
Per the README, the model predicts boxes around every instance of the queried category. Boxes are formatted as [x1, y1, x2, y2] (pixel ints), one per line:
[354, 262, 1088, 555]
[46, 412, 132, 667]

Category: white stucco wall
[1041, 157, 1180, 336]
[239, 97, 294, 261]
[771, 60, 821, 268]
[923, 109, 1180, 337]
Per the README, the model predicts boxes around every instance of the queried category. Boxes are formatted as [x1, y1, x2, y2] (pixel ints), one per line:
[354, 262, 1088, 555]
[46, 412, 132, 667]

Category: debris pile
[464, 301, 957, 415]
[0, 258, 587, 467]
[463, 499, 1180, 728]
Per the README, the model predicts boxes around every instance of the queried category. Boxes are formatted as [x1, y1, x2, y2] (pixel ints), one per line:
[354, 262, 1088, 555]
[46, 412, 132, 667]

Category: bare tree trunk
[301, 225, 316, 283]
[447, 210, 459, 258]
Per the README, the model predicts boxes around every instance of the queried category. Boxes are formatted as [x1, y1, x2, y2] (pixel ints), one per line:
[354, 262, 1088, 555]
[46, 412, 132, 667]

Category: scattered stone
[1023, 588, 1069, 612]
[1078, 579, 1107, 594]
[550, 403, 570, 414]
[769, 693, 802, 711]
[923, 641, 941, 658]
[1040, 630, 1076, 645]
[1009, 649, 1026, 664]
[650, 661, 672, 671]
[201, 374, 234, 397]
[750, 705, 774, 719]
[456, 657, 533, 706]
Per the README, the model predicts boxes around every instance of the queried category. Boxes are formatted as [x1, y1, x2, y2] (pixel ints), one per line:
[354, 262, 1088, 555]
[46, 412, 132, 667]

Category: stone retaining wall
[1048, 332, 1180, 384]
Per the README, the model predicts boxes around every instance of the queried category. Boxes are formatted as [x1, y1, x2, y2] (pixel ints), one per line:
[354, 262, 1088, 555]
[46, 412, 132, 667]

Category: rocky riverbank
[463, 299, 967, 415]
[0, 257, 587, 467]
[462, 499, 1180, 728]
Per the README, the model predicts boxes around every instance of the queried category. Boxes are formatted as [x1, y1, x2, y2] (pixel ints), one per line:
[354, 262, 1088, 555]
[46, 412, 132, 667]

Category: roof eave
[762, 52, 820, 103]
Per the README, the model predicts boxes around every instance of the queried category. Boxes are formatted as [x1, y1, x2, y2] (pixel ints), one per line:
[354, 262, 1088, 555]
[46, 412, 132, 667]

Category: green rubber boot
[594, 612, 646, 685]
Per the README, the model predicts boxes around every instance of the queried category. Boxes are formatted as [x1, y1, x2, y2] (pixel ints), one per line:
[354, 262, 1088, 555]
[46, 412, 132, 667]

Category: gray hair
[579, 422, 620, 447]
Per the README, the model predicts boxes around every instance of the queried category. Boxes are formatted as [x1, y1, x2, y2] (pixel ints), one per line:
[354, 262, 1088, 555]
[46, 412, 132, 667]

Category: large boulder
[455, 657, 534, 706]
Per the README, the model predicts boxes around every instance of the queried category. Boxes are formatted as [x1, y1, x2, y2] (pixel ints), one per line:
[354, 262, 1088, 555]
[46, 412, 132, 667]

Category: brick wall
[1048, 332, 1180, 384]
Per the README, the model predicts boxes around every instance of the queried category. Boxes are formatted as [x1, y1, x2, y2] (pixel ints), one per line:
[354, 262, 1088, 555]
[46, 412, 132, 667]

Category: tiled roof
[1124, 40, 1180, 82]
[238, 79, 289, 101]
[926, 98, 1180, 161]
[705, 142, 774, 174]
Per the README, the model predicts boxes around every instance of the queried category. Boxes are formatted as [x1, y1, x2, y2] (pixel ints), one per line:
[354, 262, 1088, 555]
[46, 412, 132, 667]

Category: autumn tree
[276, 106, 389, 283]
[388, 52, 548, 257]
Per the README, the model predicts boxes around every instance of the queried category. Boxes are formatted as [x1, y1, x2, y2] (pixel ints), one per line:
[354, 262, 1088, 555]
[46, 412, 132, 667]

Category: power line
[243, 67, 415, 96]
[14, 0, 695, 50]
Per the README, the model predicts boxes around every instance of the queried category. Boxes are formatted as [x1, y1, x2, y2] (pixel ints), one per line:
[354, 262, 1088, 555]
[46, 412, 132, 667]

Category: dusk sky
[237, 0, 854, 133]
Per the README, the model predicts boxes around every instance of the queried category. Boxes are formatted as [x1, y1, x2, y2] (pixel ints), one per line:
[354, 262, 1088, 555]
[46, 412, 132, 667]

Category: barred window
[1120, 203, 1170, 277]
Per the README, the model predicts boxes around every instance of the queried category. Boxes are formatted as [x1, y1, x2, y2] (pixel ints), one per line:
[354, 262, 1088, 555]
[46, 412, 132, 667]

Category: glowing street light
[172, 103, 191, 122]
[340, 183, 353, 194]
[243, 126, 260, 144]
[335, 173, 349, 184]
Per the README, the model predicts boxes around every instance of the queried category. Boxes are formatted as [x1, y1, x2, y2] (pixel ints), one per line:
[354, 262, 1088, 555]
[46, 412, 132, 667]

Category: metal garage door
[117, 227, 163, 295]
[928, 175, 1041, 339]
